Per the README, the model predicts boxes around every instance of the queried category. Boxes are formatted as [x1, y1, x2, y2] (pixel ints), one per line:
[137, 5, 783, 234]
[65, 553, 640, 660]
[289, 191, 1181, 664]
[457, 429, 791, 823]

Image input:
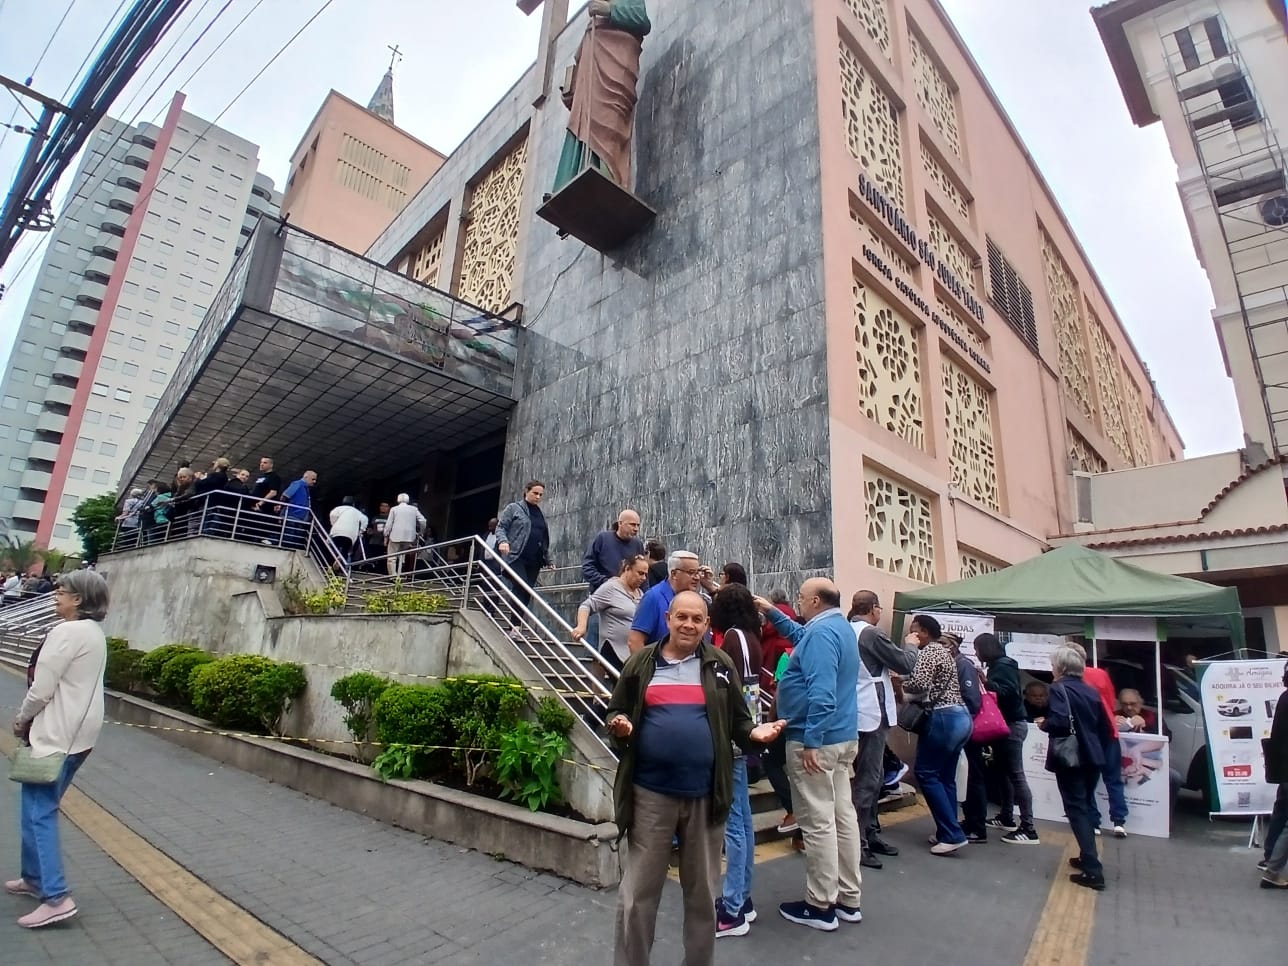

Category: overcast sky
[0, 0, 1242, 456]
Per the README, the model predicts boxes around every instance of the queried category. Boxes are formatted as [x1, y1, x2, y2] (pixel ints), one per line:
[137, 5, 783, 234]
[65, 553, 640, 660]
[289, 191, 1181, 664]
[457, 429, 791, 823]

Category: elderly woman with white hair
[1038, 644, 1114, 892]
[6, 570, 110, 928]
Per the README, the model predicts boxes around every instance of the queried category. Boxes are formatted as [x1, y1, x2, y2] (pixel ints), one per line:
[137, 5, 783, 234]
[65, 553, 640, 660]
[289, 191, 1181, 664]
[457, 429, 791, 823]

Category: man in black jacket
[1260, 661, 1288, 889]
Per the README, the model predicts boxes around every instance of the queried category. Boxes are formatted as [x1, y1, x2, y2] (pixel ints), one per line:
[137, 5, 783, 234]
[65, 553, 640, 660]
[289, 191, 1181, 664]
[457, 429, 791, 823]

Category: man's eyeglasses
[676, 568, 701, 577]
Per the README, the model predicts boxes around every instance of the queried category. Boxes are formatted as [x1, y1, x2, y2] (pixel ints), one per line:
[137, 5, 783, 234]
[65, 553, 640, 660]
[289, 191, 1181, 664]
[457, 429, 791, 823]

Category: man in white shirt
[384, 494, 426, 578]
[328, 497, 368, 572]
[2, 572, 21, 607]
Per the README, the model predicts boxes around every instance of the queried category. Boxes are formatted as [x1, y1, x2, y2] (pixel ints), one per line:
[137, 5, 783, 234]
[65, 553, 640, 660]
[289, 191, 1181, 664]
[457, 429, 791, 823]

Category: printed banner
[921, 612, 994, 664]
[1001, 632, 1066, 673]
[1198, 659, 1286, 816]
[1092, 617, 1160, 642]
[1022, 728, 1171, 838]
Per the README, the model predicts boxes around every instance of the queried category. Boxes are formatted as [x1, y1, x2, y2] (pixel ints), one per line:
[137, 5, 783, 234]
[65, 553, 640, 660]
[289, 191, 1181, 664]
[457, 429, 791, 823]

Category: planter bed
[104, 690, 622, 887]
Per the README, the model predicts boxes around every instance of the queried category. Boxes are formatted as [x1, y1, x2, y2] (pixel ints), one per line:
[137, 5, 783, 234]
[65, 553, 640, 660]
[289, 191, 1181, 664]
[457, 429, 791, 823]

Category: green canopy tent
[891, 544, 1245, 649]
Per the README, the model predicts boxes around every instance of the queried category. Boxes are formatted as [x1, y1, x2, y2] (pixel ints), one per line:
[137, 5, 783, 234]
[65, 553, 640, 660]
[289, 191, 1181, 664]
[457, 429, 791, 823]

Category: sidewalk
[3, 665, 1286, 964]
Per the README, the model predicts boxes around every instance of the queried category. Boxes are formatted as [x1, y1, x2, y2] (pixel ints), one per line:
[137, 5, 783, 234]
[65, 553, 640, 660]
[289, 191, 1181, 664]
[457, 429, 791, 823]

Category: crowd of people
[1, 570, 56, 607]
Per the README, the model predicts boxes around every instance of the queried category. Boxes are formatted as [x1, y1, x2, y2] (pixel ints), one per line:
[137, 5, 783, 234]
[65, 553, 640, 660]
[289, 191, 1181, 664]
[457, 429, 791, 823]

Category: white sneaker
[930, 840, 967, 855]
[1113, 824, 1127, 838]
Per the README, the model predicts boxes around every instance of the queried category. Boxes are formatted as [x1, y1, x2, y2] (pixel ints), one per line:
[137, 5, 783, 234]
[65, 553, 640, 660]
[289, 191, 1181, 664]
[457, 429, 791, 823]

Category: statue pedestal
[537, 167, 656, 253]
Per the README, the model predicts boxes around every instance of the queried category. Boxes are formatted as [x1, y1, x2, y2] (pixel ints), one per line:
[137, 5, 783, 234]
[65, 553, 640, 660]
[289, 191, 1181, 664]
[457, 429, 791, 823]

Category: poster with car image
[1198, 659, 1287, 816]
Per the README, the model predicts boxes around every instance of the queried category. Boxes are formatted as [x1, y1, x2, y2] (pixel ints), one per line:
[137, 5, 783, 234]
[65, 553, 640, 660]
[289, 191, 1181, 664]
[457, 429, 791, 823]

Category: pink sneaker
[18, 896, 78, 929]
[4, 878, 40, 899]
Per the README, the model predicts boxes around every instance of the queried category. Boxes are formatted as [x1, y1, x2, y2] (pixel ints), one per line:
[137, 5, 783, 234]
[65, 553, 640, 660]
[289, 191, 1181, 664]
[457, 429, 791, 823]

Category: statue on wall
[553, 0, 651, 195]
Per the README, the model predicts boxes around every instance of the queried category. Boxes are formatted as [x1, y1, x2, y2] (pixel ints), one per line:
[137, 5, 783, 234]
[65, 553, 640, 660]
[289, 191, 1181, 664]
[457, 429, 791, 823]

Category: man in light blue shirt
[627, 550, 702, 653]
[756, 578, 862, 933]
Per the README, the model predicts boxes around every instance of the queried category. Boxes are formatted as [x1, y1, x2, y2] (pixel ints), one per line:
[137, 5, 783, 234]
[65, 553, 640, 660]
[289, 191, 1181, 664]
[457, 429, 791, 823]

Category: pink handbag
[971, 690, 1011, 744]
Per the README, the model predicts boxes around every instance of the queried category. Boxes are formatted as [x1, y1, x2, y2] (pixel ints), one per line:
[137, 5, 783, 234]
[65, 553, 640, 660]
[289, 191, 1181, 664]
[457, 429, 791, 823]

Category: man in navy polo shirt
[626, 550, 702, 654]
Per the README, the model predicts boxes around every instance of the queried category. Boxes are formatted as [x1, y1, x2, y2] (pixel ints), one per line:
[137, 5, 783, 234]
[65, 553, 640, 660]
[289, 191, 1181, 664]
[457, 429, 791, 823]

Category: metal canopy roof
[120, 222, 518, 496]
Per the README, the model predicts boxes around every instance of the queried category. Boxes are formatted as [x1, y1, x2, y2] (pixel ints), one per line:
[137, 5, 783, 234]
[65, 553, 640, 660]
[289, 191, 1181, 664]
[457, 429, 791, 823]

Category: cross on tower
[387, 44, 403, 71]
[516, 0, 569, 106]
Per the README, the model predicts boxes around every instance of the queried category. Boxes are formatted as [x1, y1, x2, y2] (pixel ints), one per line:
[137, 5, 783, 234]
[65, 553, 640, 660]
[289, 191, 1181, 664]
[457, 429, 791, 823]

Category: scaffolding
[1154, 6, 1288, 453]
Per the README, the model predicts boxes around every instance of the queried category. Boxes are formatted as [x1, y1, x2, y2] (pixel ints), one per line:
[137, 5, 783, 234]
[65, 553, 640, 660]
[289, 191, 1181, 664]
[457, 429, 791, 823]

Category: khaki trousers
[786, 739, 863, 909]
[614, 785, 724, 966]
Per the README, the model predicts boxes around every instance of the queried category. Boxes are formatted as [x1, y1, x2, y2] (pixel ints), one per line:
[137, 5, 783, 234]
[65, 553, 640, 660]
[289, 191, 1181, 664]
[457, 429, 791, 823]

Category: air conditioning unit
[1261, 194, 1288, 227]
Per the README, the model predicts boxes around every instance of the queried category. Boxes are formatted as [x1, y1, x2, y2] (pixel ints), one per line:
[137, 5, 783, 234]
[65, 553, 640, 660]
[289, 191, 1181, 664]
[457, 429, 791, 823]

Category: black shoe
[860, 850, 883, 869]
[1068, 856, 1084, 870]
[1069, 872, 1106, 891]
[867, 838, 899, 857]
[965, 831, 987, 844]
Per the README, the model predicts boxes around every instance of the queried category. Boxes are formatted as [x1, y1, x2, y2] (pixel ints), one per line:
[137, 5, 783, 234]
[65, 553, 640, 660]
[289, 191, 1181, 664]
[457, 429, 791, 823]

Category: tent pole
[1154, 637, 1164, 736]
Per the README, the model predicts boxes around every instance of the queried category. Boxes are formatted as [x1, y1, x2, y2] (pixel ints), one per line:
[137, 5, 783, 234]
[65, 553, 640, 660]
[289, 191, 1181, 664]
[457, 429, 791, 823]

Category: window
[91, 382, 109, 396]
[17, 429, 34, 443]
[204, 185, 218, 199]
[149, 263, 166, 278]
[172, 195, 188, 210]
[68, 465, 86, 480]
[36, 289, 53, 303]
[197, 207, 212, 221]
[107, 414, 124, 429]
[197, 279, 213, 294]
[150, 369, 167, 384]
[114, 388, 132, 402]
[211, 165, 224, 179]
[10, 367, 26, 381]
[166, 218, 181, 232]
[159, 239, 174, 255]
[137, 233, 154, 248]
[58, 295, 75, 310]
[216, 214, 231, 228]
[985, 236, 1038, 352]
[130, 256, 147, 271]
[92, 470, 110, 484]
[170, 296, 187, 310]
[50, 322, 66, 336]
[99, 356, 118, 372]
[99, 441, 117, 456]
[191, 303, 205, 317]
[33, 374, 49, 388]
[41, 347, 57, 362]
[24, 401, 40, 415]
[178, 273, 193, 287]
[115, 305, 132, 321]
[203, 257, 219, 271]
[192, 228, 206, 243]
[211, 236, 226, 248]
[53, 240, 70, 253]
[76, 436, 93, 451]
[121, 361, 139, 377]
[157, 345, 174, 359]
[123, 281, 140, 295]
[143, 287, 160, 302]
[145, 394, 160, 407]
[129, 336, 146, 351]
[18, 340, 34, 354]
[8, 458, 24, 471]
[183, 249, 198, 265]
[84, 409, 103, 424]
[58, 494, 78, 510]
[53, 525, 71, 540]
[1, 396, 17, 410]
[163, 321, 180, 335]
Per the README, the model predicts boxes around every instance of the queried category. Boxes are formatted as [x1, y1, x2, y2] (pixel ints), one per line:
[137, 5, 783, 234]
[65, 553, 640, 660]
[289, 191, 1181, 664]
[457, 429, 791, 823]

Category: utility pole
[0, 75, 67, 254]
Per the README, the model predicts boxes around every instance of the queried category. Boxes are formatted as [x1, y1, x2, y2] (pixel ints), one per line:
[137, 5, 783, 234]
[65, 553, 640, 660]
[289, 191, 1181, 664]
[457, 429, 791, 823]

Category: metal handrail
[105, 489, 348, 576]
[351, 535, 619, 727]
[0, 591, 59, 637]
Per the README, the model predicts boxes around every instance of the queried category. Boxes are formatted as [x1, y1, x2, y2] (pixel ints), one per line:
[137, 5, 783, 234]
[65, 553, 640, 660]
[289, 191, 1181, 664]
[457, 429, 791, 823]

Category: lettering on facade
[861, 242, 991, 373]
[857, 173, 987, 325]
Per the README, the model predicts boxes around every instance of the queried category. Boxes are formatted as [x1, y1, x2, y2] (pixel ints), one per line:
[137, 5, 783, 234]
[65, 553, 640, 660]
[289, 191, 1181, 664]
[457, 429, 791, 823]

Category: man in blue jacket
[756, 578, 862, 932]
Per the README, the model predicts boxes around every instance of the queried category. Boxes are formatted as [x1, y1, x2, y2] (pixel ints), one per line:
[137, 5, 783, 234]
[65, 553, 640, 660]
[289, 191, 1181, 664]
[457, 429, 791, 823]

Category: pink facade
[813, 0, 1183, 600]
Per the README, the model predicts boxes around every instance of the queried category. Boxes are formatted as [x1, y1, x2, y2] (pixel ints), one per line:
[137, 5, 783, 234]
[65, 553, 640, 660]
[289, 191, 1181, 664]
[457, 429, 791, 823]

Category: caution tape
[246, 662, 616, 703]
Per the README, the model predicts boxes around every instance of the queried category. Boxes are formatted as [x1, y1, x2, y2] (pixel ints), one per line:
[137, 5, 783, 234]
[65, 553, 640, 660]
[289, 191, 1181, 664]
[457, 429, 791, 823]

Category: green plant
[70, 493, 119, 562]
[363, 582, 449, 615]
[373, 683, 453, 767]
[1, 537, 46, 574]
[191, 655, 306, 734]
[105, 647, 146, 692]
[330, 672, 391, 754]
[441, 676, 524, 785]
[139, 643, 202, 690]
[372, 743, 419, 782]
[302, 576, 348, 615]
[106, 636, 130, 653]
[157, 650, 216, 706]
[536, 696, 575, 737]
[278, 569, 307, 616]
[41, 549, 71, 574]
[495, 721, 569, 812]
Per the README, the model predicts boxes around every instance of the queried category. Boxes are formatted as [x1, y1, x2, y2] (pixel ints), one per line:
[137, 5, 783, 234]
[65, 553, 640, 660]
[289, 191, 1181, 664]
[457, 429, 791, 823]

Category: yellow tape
[241, 662, 615, 702]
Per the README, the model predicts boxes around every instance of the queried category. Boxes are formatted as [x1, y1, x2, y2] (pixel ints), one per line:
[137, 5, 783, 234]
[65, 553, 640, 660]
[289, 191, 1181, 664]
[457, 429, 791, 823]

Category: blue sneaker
[833, 902, 862, 923]
[779, 900, 838, 932]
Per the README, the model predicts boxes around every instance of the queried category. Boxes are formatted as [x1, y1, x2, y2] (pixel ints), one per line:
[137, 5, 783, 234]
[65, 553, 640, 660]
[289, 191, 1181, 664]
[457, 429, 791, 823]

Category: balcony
[108, 184, 136, 211]
[52, 356, 82, 381]
[61, 330, 91, 354]
[44, 384, 76, 407]
[79, 276, 108, 303]
[28, 441, 61, 463]
[116, 173, 142, 192]
[69, 304, 100, 330]
[12, 500, 45, 524]
[100, 209, 129, 234]
[84, 256, 116, 283]
[91, 241, 120, 260]
[123, 143, 152, 169]
[35, 410, 67, 434]
[20, 468, 52, 493]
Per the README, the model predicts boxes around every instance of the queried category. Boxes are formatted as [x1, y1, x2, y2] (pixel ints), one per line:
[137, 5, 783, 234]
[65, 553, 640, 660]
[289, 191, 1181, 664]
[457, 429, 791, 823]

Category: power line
[58, 0, 134, 104]
[33, 0, 80, 81]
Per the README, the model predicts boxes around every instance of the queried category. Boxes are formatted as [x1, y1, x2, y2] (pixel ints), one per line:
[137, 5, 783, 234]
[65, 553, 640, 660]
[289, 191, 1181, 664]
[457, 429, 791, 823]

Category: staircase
[0, 593, 59, 670]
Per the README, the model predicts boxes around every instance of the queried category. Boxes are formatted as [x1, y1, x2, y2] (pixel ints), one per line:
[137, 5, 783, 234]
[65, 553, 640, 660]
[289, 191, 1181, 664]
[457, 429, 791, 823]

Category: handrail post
[462, 540, 475, 610]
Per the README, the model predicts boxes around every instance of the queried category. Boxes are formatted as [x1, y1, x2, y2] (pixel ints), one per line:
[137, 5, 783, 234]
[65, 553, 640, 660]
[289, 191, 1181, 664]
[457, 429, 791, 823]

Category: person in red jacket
[1072, 644, 1128, 838]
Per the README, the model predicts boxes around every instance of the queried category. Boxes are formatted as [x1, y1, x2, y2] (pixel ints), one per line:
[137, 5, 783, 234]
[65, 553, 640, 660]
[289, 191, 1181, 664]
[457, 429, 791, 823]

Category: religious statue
[553, 0, 651, 195]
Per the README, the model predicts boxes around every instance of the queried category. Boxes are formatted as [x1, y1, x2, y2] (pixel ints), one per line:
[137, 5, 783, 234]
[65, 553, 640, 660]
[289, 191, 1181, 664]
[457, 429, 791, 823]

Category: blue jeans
[915, 705, 972, 846]
[21, 750, 91, 902]
[721, 758, 755, 911]
[1094, 737, 1128, 827]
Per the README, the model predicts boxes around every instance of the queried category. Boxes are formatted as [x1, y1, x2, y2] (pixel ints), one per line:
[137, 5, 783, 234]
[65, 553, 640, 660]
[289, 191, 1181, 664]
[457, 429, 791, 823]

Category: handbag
[971, 690, 1011, 744]
[8, 647, 105, 786]
[1047, 714, 1081, 771]
[898, 698, 931, 735]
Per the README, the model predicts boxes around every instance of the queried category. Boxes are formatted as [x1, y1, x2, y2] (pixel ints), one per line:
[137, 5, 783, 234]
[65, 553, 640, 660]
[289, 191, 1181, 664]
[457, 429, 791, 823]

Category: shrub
[536, 696, 575, 738]
[373, 684, 454, 778]
[139, 643, 202, 690]
[364, 585, 449, 615]
[302, 576, 348, 615]
[440, 676, 525, 785]
[495, 721, 569, 812]
[106, 636, 129, 653]
[372, 743, 419, 782]
[191, 655, 306, 734]
[105, 647, 146, 692]
[331, 672, 391, 753]
[157, 650, 216, 707]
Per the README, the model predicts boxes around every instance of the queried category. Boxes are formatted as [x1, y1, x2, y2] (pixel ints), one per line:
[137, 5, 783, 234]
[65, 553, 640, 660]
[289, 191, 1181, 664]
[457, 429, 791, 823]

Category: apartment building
[0, 92, 279, 550]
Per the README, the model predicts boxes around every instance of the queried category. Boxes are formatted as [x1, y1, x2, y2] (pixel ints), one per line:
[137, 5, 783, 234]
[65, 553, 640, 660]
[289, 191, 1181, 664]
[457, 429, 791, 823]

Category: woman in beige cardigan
[7, 569, 109, 929]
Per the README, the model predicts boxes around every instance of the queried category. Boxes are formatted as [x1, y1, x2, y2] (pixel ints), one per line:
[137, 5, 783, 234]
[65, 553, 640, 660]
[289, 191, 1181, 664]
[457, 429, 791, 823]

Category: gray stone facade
[371, 0, 831, 590]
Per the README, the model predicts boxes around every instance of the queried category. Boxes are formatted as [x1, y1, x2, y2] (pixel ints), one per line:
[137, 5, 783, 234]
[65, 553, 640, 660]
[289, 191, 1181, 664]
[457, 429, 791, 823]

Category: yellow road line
[0, 731, 322, 966]
[1022, 830, 1098, 966]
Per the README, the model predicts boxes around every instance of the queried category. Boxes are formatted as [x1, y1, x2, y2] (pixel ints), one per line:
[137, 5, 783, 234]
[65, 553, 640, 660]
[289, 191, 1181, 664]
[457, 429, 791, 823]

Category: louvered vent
[986, 236, 1038, 352]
